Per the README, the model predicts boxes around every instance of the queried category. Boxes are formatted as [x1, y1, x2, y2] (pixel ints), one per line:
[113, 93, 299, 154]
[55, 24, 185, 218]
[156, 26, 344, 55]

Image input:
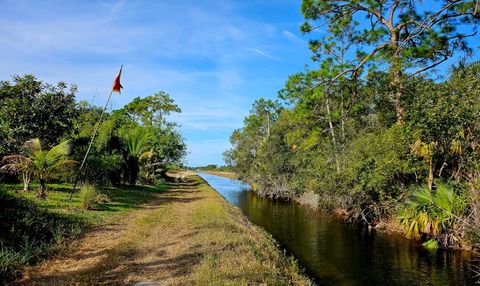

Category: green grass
[0, 181, 172, 282]
[1, 182, 171, 224]
[2, 177, 312, 285]
[187, 176, 312, 285]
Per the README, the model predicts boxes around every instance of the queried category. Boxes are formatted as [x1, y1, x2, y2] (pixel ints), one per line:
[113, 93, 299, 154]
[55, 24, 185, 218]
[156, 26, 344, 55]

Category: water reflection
[198, 172, 477, 286]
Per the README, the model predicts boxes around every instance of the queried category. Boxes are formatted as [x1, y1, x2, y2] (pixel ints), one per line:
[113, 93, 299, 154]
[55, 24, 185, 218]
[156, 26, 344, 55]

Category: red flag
[112, 65, 123, 93]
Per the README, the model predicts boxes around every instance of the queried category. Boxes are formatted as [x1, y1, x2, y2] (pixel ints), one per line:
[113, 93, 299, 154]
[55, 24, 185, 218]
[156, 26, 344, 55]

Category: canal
[198, 172, 478, 286]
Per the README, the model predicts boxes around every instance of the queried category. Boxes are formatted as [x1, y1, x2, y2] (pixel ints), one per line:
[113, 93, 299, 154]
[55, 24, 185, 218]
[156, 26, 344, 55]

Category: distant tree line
[192, 164, 233, 172]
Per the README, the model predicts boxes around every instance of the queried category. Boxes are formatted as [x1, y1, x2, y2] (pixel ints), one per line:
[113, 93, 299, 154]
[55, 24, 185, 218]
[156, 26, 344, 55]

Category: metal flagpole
[68, 65, 122, 200]
[68, 89, 114, 200]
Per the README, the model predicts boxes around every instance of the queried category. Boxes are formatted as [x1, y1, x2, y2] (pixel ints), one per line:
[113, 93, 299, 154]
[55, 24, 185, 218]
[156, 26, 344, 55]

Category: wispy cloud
[282, 30, 305, 44]
[248, 48, 280, 61]
[0, 0, 312, 165]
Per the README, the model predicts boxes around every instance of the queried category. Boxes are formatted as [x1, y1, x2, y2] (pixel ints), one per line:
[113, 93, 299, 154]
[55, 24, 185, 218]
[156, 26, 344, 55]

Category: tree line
[0, 74, 186, 197]
[225, 0, 480, 250]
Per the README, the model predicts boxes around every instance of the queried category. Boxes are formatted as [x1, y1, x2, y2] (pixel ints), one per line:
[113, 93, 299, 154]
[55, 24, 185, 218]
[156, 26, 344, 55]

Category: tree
[119, 127, 152, 185]
[1, 155, 32, 192]
[147, 124, 186, 181]
[119, 92, 185, 183]
[0, 75, 77, 156]
[405, 62, 480, 190]
[0, 77, 75, 188]
[301, 0, 480, 123]
[2, 139, 76, 198]
[122, 92, 181, 127]
[70, 101, 123, 186]
[224, 99, 283, 180]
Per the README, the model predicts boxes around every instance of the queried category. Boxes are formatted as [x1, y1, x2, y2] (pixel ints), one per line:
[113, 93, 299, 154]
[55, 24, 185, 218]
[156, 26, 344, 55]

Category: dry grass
[200, 170, 238, 180]
[15, 174, 312, 285]
[294, 191, 320, 209]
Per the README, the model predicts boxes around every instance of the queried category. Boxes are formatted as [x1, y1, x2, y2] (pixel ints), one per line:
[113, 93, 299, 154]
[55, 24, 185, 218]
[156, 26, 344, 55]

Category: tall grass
[79, 184, 104, 210]
[0, 189, 84, 282]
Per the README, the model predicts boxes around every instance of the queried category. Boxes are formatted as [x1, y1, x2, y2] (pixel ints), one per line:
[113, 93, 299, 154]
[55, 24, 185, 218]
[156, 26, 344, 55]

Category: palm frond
[0, 155, 33, 174]
[24, 138, 42, 154]
[412, 187, 433, 206]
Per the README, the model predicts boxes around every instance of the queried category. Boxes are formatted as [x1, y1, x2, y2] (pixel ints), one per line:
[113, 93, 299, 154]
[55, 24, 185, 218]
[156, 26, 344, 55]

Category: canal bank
[15, 173, 312, 285]
[198, 172, 480, 286]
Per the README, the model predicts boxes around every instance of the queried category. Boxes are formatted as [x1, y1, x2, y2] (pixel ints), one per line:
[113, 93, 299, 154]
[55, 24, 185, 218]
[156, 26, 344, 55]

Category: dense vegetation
[225, 0, 480, 250]
[0, 75, 186, 190]
[0, 74, 186, 280]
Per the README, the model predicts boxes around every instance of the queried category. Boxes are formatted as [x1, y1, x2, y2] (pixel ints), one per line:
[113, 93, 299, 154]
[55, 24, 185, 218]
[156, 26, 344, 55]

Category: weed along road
[197, 172, 479, 286]
[15, 173, 311, 285]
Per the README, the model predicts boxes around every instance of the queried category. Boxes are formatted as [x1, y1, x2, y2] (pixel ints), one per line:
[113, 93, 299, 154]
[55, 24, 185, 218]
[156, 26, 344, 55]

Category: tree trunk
[126, 157, 139, 186]
[390, 30, 405, 124]
[392, 68, 405, 124]
[428, 158, 434, 191]
[22, 172, 30, 192]
[37, 178, 47, 198]
[266, 113, 270, 137]
[326, 95, 341, 174]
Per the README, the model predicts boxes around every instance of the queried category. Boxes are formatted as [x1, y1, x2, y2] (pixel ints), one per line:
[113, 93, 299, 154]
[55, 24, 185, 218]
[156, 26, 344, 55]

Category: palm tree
[1, 154, 33, 192]
[1, 138, 76, 198]
[411, 138, 436, 191]
[120, 127, 152, 185]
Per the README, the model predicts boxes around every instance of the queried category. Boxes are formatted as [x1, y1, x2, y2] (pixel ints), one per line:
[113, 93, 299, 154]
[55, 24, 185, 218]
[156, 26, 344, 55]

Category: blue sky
[0, 0, 312, 166]
[2, 1, 478, 166]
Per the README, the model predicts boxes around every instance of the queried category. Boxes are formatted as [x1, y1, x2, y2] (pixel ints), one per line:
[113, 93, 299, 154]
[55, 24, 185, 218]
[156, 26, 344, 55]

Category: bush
[0, 246, 23, 281]
[397, 181, 466, 247]
[79, 184, 100, 210]
[0, 190, 83, 282]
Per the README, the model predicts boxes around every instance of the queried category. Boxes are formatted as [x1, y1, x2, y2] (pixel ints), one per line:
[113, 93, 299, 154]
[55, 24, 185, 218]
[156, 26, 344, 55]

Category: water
[198, 172, 479, 286]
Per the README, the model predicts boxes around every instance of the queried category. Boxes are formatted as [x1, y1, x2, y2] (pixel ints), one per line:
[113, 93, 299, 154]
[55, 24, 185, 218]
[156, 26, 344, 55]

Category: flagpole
[69, 89, 114, 201]
[69, 65, 123, 200]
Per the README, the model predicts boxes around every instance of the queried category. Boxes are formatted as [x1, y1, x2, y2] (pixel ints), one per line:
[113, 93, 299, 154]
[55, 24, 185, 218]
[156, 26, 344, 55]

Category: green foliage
[224, 98, 283, 182]
[0, 75, 77, 156]
[121, 91, 181, 127]
[397, 182, 466, 245]
[0, 189, 83, 282]
[422, 239, 439, 250]
[70, 92, 186, 186]
[2, 139, 76, 198]
[300, 0, 479, 122]
[227, 11, 480, 250]
[341, 126, 414, 203]
[119, 126, 152, 185]
[79, 184, 100, 210]
[0, 246, 24, 282]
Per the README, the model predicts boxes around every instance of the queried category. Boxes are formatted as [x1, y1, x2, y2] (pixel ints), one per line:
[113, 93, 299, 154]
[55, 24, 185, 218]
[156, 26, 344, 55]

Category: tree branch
[408, 55, 450, 78]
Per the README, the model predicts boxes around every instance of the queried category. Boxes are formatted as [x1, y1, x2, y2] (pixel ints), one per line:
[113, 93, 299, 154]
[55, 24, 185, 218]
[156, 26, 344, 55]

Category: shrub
[0, 189, 83, 282]
[397, 181, 466, 247]
[79, 184, 100, 210]
[0, 246, 23, 281]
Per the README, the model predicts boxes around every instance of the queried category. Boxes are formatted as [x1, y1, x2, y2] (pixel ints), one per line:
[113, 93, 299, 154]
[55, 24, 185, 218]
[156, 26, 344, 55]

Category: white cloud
[282, 30, 305, 44]
[248, 48, 280, 61]
[0, 0, 311, 165]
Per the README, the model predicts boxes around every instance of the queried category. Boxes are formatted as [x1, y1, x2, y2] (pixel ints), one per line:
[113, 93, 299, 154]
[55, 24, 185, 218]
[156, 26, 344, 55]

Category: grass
[0, 181, 172, 282]
[1, 182, 171, 224]
[15, 174, 313, 285]
[200, 170, 239, 180]
[189, 176, 311, 285]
